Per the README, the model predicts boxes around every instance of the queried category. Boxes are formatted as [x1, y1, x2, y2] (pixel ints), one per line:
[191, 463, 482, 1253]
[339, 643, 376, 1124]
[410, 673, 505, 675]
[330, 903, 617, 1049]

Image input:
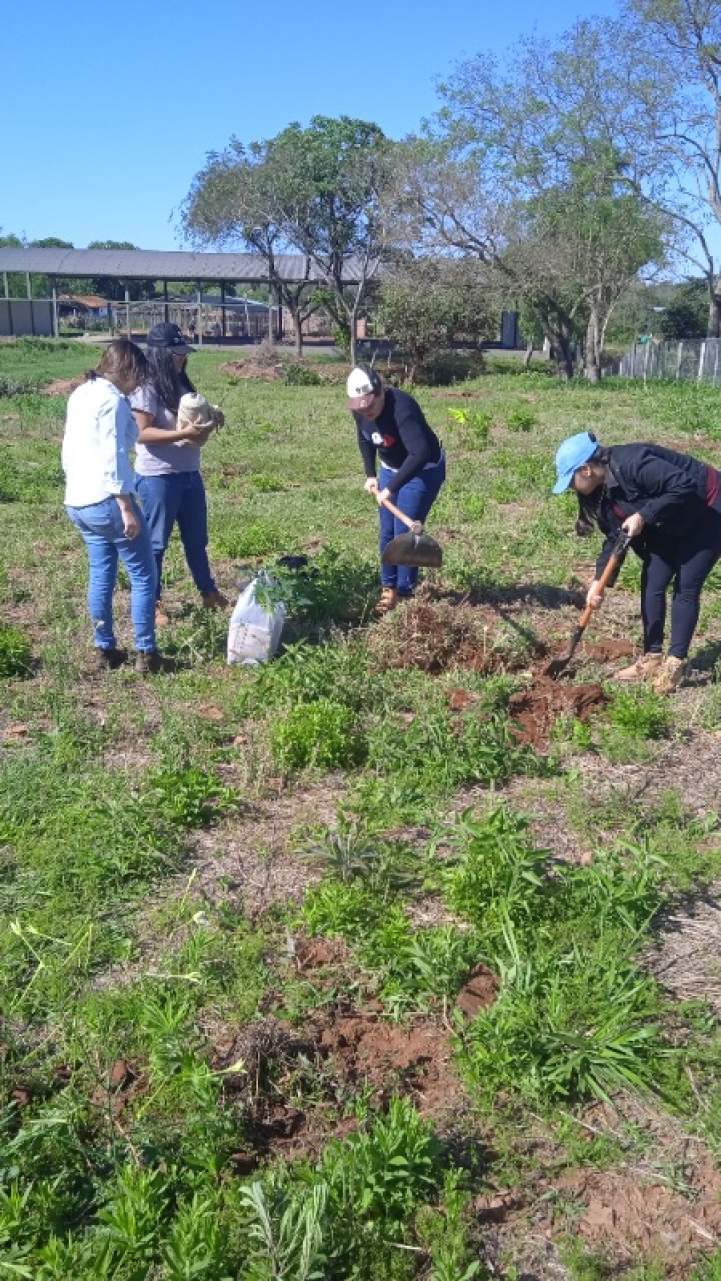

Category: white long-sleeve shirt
[62, 376, 138, 507]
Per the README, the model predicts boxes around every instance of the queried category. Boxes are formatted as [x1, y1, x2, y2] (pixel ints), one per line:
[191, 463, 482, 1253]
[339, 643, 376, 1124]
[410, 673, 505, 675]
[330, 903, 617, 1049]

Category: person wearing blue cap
[552, 432, 721, 693]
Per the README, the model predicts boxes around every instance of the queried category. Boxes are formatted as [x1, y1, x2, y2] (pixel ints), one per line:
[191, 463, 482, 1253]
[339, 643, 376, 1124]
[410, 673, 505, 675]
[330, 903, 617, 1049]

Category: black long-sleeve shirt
[577, 443, 718, 578]
[353, 388, 442, 495]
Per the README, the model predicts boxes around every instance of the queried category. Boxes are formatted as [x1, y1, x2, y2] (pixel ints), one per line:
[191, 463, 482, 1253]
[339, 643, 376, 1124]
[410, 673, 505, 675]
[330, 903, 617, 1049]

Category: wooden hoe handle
[379, 496, 420, 532]
[577, 534, 631, 630]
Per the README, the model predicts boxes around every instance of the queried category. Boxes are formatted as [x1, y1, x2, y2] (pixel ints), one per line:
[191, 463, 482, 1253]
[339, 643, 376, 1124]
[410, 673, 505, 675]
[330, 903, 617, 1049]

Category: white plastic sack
[227, 574, 285, 666]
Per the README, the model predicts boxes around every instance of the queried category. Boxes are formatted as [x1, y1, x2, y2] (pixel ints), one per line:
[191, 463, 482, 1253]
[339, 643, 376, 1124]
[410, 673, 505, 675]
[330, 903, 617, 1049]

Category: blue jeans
[378, 455, 446, 593]
[135, 471, 217, 600]
[66, 497, 157, 652]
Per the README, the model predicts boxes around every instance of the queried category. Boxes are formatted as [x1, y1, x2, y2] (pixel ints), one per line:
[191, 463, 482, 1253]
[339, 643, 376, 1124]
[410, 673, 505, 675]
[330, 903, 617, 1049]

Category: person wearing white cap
[552, 431, 721, 693]
[347, 365, 446, 614]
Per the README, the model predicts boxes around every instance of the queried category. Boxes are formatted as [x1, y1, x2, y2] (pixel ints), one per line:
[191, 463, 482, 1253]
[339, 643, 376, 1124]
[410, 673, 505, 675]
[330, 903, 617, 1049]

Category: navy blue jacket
[353, 387, 442, 495]
[579, 443, 717, 578]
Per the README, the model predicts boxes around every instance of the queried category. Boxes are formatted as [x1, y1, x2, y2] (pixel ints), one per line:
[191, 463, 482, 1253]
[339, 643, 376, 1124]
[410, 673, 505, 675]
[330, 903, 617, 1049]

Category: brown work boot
[134, 649, 166, 675]
[651, 655, 685, 695]
[201, 590, 229, 610]
[94, 647, 126, 672]
[374, 587, 398, 617]
[155, 601, 171, 627]
[613, 652, 663, 683]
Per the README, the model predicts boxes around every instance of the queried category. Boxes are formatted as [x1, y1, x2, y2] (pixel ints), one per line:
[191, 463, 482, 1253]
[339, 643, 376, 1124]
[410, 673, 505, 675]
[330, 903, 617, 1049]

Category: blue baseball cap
[552, 432, 598, 494]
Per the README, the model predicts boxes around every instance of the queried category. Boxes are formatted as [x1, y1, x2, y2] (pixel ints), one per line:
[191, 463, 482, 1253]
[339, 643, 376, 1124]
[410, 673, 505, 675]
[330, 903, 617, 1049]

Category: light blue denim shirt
[62, 376, 137, 506]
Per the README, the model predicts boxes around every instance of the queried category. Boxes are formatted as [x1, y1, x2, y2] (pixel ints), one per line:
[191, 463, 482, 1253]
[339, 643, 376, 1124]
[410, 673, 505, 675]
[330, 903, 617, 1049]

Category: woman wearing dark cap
[552, 431, 721, 693]
[347, 365, 446, 615]
[129, 322, 227, 625]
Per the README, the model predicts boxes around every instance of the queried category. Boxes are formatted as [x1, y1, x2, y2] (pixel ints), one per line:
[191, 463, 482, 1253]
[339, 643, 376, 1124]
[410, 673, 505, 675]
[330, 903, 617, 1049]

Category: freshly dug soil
[508, 678, 607, 750]
[369, 599, 533, 676]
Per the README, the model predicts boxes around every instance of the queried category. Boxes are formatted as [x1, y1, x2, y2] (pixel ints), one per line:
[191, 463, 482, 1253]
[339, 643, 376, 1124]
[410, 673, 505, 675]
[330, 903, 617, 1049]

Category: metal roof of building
[0, 246, 375, 284]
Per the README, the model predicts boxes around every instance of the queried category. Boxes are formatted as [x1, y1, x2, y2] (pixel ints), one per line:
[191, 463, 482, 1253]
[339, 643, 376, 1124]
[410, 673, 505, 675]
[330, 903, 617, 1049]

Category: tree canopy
[183, 116, 394, 362]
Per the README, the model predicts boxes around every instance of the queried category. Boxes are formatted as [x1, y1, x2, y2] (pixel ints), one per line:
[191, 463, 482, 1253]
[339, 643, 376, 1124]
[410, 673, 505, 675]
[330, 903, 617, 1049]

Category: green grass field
[2, 337, 721, 1279]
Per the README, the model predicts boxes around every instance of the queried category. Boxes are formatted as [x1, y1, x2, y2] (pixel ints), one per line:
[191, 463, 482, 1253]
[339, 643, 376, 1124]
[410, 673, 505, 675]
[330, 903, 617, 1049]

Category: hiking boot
[94, 647, 126, 672]
[374, 588, 398, 617]
[201, 590, 228, 610]
[613, 652, 663, 683]
[651, 655, 685, 695]
[134, 649, 165, 675]
[155, 601, 171, 627]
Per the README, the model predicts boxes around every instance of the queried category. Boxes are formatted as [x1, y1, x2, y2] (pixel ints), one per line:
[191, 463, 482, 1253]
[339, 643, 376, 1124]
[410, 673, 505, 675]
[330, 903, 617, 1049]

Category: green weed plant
[0, 623, 33, 677]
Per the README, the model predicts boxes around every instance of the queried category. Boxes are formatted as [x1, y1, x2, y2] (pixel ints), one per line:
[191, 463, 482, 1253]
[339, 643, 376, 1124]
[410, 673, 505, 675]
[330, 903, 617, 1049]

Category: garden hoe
[379, 496, 443, 568]
[545, 532, 631, 680]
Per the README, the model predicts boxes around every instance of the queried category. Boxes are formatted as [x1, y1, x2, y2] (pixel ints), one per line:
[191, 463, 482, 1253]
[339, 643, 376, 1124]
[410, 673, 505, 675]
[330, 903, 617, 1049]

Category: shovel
[379, 496, 443, 568]
[545, 532, 631, 679]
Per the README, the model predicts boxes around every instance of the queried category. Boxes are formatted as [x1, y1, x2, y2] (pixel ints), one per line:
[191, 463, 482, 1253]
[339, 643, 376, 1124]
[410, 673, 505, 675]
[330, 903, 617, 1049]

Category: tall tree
[183, 116, 394, 363]
[621, 0, 721, 334]
[409, 30, 668, 377]
[183, 143, 321, 356]
[378, 255, 494, 381]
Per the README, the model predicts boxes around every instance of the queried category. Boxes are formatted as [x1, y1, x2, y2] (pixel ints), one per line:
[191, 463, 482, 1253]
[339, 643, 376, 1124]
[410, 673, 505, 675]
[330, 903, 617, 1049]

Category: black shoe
[94, 647, 127, 671]
[134, 649, 165, 674]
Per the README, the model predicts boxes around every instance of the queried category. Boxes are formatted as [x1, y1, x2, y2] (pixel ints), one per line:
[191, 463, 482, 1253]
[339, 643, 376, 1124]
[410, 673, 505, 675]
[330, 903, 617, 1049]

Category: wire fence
[615, 338, 721, 384]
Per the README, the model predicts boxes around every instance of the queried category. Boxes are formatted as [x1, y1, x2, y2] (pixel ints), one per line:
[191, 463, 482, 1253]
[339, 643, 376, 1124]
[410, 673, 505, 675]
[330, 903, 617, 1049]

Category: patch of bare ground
[220, 358, 345, 384]
[367, 596, 530, 675]
[644, 889, 721, 1013]
[556, 1095, 721, 1275]
[573, 727, 721, 820]
[198, 944, 497, 1169]
[476, 1225, 572, 1280]
[41, 377, 83, 396]
[186, 778, 348, 919]
[473, 1094, 721, 1279]
[494, 776, 590, 866]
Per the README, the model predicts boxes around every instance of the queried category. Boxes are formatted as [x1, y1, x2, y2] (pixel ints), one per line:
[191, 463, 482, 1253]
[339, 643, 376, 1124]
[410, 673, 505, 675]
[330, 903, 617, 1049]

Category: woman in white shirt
[62, 340, 163, 673]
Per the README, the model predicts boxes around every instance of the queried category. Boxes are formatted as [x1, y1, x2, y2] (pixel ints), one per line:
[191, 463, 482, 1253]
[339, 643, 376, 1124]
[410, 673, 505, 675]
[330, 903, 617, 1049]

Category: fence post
[676, 342, 683, 380]
[643, 339, 650, 384]
[714, 342, 719, 386]
[51, 279, 58, 338]
[698, 341, 707, 382]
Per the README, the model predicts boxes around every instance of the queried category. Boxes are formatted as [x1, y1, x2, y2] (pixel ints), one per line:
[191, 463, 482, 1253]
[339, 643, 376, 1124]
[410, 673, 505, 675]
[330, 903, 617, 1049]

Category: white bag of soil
[227, 574, 285, 666]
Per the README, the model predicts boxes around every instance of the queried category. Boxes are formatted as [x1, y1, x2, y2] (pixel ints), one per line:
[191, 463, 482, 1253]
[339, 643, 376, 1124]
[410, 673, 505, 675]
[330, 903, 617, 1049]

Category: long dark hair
[146, 346, 196, 413]
[590, 444, 611, 467]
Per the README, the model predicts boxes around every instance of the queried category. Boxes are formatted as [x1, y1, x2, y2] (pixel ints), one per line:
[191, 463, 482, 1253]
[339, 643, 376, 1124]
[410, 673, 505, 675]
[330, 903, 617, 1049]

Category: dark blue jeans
[378, 455, 446, 594]
[135, 470, 217, 600]
[65, 497, 157, 652]
[641, 494, 721, 659]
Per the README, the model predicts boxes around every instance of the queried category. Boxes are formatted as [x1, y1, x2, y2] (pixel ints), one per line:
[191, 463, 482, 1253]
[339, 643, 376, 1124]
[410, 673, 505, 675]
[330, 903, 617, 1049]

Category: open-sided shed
[0, 247, 371, 339]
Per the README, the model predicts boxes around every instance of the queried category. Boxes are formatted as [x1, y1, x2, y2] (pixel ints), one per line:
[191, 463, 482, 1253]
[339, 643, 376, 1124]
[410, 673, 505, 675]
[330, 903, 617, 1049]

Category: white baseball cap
[346, 365, 381, 411]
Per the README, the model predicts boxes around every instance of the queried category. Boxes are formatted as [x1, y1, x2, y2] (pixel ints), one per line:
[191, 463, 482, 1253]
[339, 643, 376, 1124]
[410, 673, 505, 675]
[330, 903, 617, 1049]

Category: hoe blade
[381, 531, 443, 568]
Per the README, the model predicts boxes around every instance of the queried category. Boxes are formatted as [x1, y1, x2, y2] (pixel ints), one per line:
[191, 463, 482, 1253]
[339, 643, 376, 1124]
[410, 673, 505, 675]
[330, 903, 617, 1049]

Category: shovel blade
[544, 656, 571, 680]
[381, 531, 443, 568]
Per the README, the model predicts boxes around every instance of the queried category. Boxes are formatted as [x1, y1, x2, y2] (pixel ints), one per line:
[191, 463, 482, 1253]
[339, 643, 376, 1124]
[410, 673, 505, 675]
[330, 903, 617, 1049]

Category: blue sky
[3, 0, 620, 250]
